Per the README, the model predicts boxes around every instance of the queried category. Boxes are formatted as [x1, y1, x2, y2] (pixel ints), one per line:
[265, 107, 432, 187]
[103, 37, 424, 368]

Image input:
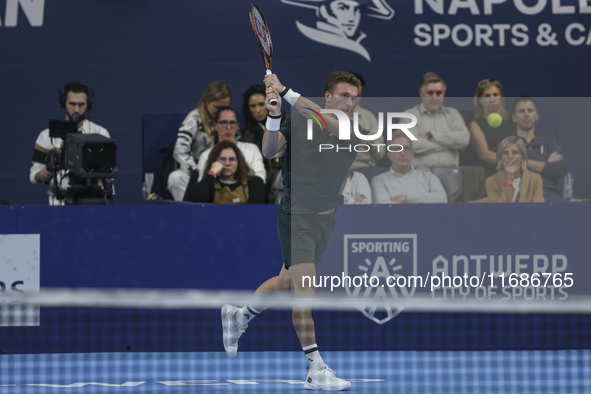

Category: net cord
[2, 288, 591, 314]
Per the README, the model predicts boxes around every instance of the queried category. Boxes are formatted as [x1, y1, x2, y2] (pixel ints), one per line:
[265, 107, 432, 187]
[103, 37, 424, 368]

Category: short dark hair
[419, 72, 446, 89]
[324, 71, 361, 94]
[347, 71, 365, 88]
[513, 96, 538, 112]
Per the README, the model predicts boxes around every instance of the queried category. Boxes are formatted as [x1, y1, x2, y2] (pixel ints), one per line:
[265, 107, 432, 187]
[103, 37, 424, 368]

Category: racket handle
[266, 69, 278, 106]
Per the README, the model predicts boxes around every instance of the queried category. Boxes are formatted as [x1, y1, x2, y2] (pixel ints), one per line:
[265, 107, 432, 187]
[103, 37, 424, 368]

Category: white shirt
[343, 171, 372, 204]
[371, 167, 447, 204]
[30, 120, 110, 185]
[197, 141, 266, 183]
[404, 103, 470, 169]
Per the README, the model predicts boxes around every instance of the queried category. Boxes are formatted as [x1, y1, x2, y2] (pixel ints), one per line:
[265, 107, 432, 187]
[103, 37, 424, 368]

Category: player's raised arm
[264, 73, 344, 137]
[261, 86, 286, 159]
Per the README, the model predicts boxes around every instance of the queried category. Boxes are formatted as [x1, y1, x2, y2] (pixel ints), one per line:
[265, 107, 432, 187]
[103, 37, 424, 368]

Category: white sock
[235, 305, 260, 325]
[303, 344, 325, 372]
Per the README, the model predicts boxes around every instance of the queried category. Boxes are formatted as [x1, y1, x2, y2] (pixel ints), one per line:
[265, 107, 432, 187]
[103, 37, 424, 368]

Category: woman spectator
[241, 84, 286, 201]
[343, 169, 372, 204]
[241, 84, 268, 150]
[196, 106, 266, 183]
[464, 78, 514, 176]
[168, 81, 231, 200]
[486, 136, 544, 203]
[184, 141, 265, 204]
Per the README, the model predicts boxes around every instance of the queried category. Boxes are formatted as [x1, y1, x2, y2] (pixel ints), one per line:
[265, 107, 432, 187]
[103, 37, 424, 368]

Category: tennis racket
[249, 3, 277, 105]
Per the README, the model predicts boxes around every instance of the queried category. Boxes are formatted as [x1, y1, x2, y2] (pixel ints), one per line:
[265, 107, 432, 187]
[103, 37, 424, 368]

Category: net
[250, 5, 272, 56]
[1, 288, 590, 393]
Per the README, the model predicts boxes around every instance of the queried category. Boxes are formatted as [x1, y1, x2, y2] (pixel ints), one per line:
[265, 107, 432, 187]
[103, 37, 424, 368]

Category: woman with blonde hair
[168, 80, 231, 200]
[485, 136, 544, 202]
[464, 78, 514, 176]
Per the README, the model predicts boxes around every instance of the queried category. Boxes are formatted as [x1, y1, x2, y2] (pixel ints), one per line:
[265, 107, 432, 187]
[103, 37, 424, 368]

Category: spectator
[241, 84, 286, 202]
[372, 130, 447, 204]
[403, 72, 470, 170]
[513, 97, 567, 202]
[347, 71, 385, 170]
[168, 81, 231, 201]
[196, 107, 266, 183]
[30, 81, 110, 205]
[241, 84, 269, 152]
[464, 78, 514, 176]
[184, 141, 264, 204]
[486, 136, 544, 203]
[343, 169, 371, 204]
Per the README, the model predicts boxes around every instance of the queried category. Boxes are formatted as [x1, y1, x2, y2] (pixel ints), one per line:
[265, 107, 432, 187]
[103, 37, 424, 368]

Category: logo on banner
[281, 0, 395, 61]
[344, 234, 417, 324]
[0, 234, 40, 327]
[0, 0, 45, 27]
[304, 108, 417, 153]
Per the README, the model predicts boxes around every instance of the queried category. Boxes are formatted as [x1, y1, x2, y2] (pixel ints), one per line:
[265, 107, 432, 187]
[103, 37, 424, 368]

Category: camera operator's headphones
[59, 81, 95, 110]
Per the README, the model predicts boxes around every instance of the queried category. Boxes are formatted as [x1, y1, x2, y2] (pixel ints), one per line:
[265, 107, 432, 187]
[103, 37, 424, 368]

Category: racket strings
[252, 9, 271, 56]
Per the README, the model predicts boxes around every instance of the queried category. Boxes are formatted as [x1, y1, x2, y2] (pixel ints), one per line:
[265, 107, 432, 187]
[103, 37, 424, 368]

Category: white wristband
[265, 116, 281, 132]
[283, 89, 301, 106]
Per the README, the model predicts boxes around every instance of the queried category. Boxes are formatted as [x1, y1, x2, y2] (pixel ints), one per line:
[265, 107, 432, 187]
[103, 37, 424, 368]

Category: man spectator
[513, 97, 567, 202]
[196, 107, 265, 184]
[403, 72, 470, 170]
[372, 130, 447, 203]
[348, 71, 385, 169]
[30, 81, 110, 205]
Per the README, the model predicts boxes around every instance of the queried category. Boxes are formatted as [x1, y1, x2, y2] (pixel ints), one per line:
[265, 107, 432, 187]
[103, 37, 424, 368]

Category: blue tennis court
[2, 349, 590, 393]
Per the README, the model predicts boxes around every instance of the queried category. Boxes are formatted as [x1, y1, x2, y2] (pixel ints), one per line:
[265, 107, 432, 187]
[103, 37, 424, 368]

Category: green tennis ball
[487, 112, 503, 128]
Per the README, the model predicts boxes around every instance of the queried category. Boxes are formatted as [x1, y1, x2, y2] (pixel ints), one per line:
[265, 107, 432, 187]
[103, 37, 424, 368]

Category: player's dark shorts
[277, 210, 336, 269]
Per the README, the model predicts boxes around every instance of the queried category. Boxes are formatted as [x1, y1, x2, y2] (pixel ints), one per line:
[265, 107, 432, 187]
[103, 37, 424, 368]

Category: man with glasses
[403, 72, 470, 171]
[195, 106, 265, 184]
[371, 130, 447, 203]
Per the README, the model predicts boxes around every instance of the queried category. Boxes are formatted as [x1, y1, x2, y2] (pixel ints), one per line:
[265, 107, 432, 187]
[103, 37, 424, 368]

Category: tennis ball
[487, 112, 503, 128]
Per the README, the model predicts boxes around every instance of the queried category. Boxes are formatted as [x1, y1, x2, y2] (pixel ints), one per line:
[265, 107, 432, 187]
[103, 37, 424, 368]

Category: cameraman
[30, 81, 110, 205]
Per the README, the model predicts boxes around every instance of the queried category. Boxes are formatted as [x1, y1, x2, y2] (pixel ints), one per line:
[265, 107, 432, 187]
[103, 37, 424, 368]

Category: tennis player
[222, 71, 360, 391]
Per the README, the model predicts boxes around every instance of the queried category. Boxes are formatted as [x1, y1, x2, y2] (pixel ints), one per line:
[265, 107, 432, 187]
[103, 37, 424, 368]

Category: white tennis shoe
[221, 304, 247, 358]
[304, 365, 351, 391]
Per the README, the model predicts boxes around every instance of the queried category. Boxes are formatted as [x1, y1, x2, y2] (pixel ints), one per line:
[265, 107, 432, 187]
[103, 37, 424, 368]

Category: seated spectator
[197, 107, 266, 183]
[403, 72, 470, 171]
[184, 141, 265, 204]
[343, 169, 371, 204]
[241, 84, 269, 152]
[513, 97, 567, 202]
[486, 136, 544, 203]
[241, 84, 286, 202]
[464, 78, 514, 176]
[348, 71, 385, 170]
[371, 130, 447, 204]
[168, 81, 231, 201]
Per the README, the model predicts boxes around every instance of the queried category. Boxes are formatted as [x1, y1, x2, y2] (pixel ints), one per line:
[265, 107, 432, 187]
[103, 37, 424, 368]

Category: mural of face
[324, 1, 361, 37]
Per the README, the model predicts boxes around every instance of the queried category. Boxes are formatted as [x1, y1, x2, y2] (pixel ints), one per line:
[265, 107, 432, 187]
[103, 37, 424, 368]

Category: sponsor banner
[0, 234, 40, 327]
[316, 204, 589, 324]
[281, 0, 591, 61]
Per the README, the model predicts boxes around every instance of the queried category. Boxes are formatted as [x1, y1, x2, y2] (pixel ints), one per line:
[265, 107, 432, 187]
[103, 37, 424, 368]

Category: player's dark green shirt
[278, 113, 359, 214]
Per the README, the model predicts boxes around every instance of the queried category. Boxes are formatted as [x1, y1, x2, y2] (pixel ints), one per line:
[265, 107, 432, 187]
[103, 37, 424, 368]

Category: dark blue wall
[1, 203, 590, 353]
